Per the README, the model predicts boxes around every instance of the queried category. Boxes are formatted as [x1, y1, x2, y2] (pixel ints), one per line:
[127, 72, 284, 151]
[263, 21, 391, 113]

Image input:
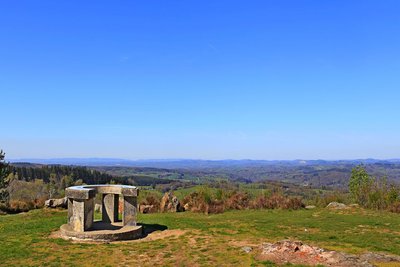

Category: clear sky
[1, 1, 400, 160]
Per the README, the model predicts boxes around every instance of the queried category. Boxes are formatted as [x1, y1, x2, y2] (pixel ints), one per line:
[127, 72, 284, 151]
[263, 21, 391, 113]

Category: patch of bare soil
[139, 229, 187, 241]
[257, 240, 400, 267]
[49, 230, 63, 239]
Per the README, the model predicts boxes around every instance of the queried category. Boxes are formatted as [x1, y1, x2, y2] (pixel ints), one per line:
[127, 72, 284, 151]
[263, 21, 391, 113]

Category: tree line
[8, 164, 113, 185]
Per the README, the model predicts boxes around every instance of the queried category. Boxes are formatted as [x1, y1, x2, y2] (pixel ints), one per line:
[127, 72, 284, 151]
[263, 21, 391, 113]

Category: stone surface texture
[326, 202, 348, 209]
[123, 196, 137, 226]
[61, 184, 140, 241]
[305, 205, 316, 209]
[258, 240, 400, 266]
[69, 198, 94, 232]
[160, 192, 183, 212]
[45, 197, 68, 208]
[60, 222, 143, 241]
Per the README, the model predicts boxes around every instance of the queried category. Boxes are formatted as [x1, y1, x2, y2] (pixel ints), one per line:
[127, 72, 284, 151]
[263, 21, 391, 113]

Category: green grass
[1, 208, 400, 266]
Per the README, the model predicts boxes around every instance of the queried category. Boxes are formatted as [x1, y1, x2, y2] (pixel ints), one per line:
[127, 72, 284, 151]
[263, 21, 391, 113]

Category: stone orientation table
[59, 184, 143, 241]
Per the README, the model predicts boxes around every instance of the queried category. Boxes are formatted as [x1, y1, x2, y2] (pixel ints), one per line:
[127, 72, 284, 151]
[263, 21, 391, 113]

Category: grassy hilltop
[2, 208, 400, 267]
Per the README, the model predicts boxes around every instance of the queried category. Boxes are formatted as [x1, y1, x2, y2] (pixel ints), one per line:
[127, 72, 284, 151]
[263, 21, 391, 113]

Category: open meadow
[2, 207, 400, 266]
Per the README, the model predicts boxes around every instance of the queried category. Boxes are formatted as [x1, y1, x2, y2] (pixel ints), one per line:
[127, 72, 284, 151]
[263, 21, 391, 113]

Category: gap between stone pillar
[102, 193, 119, 223]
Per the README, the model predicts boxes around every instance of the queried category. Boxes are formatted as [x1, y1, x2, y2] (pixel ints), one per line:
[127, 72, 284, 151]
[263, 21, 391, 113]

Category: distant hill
[10, 158, 400, 189]
[9, 158, 400, 168]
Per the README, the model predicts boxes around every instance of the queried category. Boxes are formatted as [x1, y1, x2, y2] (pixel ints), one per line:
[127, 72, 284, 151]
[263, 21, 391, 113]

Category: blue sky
[1, 1, 400, 160]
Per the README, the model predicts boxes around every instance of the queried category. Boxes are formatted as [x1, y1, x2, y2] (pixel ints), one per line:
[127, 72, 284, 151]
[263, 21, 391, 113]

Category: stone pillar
[84, 198, 94, 230]
[67, 198, 73, 225]
[123, 196, 137, 226]
[68, 197, 95, 232]
[102, 194, 119, 223]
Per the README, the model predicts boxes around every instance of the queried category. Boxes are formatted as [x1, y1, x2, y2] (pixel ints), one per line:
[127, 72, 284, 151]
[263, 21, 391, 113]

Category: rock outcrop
[160, 192, 183, 212]
[259, 240, 400, 266]
[45, 197, 67, 208]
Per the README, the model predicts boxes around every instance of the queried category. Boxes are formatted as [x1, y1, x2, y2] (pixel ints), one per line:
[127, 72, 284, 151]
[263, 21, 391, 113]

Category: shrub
[347, 166, 400, 209]
[141, 193, 161, 207]
[8, 200, 34, 212]
[181, 188, 226, 214]
[8, 179, 48, 210]
[225, 192, 250, 210]
[181, 188, 304, 214]
[138, 192, 161, 213]
[265, 194, 286, 209]
[349, 165, 372, 205]
[207, 200, 225, 214]
[182, 192, 209, 213]
[284, 197, 305, 210]
[251, 195, 269, 209]
[313, 191, 350, 208]
[388, 202, 400, 213]
[0, 202, 7, 213]
[250, 193, 304, 210]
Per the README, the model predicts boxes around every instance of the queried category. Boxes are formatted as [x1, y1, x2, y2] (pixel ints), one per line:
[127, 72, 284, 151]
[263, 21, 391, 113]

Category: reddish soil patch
[257, 240, 400, 267]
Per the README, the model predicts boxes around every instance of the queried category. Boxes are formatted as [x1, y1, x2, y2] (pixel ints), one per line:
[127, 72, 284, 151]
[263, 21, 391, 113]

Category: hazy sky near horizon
[1, 1, 400, 160]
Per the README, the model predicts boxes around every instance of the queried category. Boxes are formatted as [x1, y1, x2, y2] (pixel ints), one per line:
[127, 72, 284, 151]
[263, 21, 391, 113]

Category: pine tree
[0, 150, 10, 205]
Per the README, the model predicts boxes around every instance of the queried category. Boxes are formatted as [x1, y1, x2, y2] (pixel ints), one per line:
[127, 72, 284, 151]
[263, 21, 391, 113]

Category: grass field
[1, 208, 400, 266]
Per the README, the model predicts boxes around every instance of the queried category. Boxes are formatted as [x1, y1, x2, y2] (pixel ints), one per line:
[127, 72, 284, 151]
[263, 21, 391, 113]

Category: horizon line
[8, 157, 400, 162]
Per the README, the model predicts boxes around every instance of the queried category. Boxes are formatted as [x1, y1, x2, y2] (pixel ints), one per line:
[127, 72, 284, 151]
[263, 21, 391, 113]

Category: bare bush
[225, 192, 250, 210]
[388, 202, 400, 213]
[181, 187, 304, 214]
[7, 179, 48, 212]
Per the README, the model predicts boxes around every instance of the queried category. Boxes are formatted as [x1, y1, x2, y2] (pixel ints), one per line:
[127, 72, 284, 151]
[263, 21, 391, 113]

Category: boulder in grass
[242, 246, 253, 253]
[45, 197, 67, 208]
[326, 202, 347, 209]
[305, 205, 316, 210]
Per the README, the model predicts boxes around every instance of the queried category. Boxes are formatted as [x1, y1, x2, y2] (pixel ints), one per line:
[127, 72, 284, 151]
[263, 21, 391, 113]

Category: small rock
[305, 205, 316, 209]
[326, 202, 347, 209]
[44, 199, 52, 207]
[241, 246, 252, 253]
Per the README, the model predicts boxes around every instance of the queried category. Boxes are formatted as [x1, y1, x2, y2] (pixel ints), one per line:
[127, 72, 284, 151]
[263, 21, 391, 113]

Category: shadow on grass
[139, 223, 168, 236]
